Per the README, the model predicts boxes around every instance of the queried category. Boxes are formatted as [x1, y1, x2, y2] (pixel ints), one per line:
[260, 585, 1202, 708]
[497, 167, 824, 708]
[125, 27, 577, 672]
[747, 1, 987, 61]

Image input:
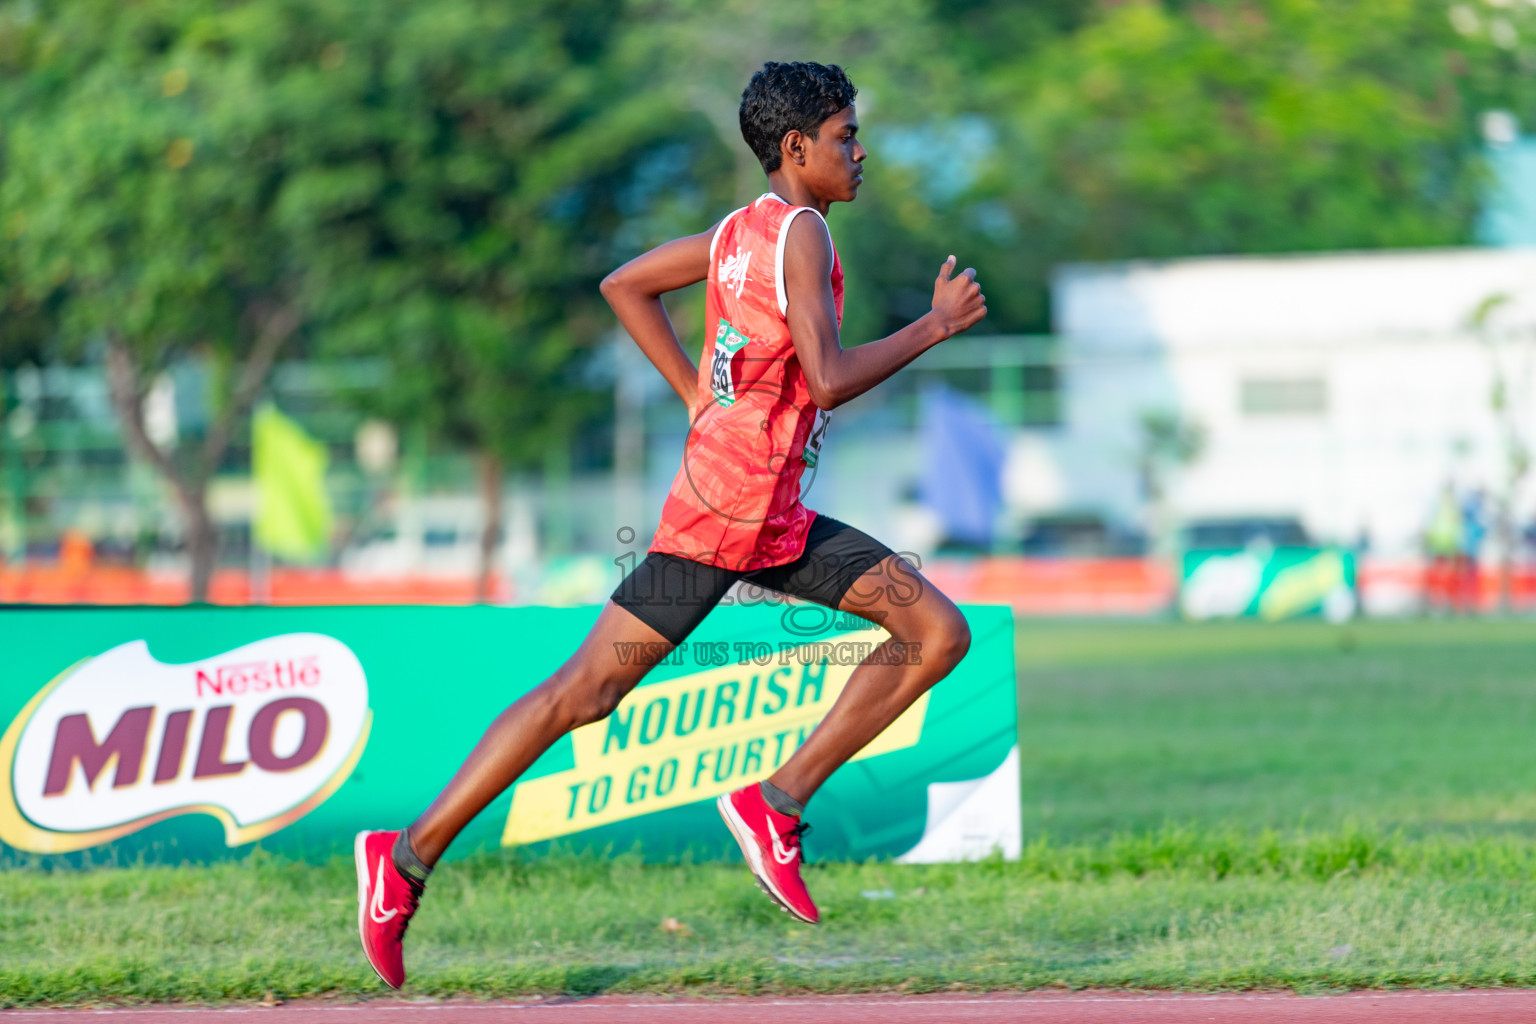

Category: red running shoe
[717, 784, 819, 924]
[354, 830, 423, 989]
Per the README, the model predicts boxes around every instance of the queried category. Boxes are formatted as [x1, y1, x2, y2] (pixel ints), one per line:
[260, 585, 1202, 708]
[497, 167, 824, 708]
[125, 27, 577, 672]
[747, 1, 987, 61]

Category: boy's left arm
[782, 214, 986, 410]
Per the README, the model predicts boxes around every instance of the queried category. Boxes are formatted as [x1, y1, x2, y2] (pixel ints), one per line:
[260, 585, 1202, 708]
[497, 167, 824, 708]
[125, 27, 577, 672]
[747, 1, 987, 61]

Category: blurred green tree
[974, 0, 1536, 328]
[0, 5, 65, 369]
[0, 0, 304, 600]
[269, 0, 684, 599]
[2, 0, 704, 599]
[622, 0, 980, 346]
[9, 0, 1536, 600]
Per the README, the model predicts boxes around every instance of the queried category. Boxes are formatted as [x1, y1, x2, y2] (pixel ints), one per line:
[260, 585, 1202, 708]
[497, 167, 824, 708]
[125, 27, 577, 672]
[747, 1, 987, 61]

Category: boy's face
[797, 104, 866, 203]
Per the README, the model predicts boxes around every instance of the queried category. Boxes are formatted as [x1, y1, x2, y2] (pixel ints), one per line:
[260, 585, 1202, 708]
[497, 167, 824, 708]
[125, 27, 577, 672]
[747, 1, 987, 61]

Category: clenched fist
[931, 255, 987, 339]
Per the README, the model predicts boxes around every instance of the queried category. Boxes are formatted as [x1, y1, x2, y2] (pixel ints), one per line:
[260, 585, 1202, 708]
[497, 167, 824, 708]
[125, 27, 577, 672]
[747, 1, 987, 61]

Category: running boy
[356, 60, 987, 988]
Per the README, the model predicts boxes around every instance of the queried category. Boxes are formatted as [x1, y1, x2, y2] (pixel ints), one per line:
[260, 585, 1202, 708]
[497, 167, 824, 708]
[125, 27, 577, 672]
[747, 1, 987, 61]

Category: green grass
[1016, 618, 1536, 839]
[5, 831, 1536, 1005]
[6, 618, 1536, 1005]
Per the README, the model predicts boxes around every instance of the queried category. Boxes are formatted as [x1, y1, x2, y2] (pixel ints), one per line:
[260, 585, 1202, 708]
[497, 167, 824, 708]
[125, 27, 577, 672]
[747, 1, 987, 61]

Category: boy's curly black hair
[739, 61, 857, 173]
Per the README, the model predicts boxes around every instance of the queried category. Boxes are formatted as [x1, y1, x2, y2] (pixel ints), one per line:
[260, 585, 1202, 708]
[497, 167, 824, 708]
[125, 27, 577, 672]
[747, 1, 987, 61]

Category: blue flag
[919, 383, 1005, 549]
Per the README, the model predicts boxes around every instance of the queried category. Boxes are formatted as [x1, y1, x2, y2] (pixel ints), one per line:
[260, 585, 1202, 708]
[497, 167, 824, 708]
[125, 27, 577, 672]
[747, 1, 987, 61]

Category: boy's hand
[931, 255, 987, 338]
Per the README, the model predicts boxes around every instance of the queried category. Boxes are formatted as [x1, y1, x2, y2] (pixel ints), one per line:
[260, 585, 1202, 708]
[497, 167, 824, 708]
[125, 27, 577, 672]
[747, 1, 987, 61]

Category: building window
[1240, 376, 1327, 416]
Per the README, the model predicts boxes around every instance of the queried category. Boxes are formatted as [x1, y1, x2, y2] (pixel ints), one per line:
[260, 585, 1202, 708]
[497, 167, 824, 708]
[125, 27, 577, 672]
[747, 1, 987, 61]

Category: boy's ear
[781, 129, 807, 166]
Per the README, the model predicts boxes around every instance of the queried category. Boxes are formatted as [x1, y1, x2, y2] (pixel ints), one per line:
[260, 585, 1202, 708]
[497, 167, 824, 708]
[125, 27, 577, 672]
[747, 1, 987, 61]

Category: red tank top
[649, 193, 844, 571]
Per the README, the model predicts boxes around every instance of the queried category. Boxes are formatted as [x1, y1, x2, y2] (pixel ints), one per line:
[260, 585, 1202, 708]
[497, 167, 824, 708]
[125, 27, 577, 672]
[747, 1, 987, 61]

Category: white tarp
[896, 744, 1021, 863]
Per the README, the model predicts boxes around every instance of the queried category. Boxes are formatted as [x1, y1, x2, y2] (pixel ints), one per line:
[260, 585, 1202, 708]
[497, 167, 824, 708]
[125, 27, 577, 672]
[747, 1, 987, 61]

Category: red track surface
[3, 991, 1535, 1023]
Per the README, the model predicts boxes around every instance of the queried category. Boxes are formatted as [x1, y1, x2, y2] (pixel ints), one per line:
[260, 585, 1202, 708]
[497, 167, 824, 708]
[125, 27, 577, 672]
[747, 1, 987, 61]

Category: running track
[4, 991, 1536, 1023]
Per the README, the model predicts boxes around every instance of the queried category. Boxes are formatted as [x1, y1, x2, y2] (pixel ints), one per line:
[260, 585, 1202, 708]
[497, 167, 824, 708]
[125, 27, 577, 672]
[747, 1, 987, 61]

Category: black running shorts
[610, 514, 898, 646]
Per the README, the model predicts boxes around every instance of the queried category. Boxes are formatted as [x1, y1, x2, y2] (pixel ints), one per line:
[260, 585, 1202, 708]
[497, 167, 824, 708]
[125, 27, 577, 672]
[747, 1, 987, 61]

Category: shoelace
[780, 820, 813, 861]
[398, 875, 425, 935]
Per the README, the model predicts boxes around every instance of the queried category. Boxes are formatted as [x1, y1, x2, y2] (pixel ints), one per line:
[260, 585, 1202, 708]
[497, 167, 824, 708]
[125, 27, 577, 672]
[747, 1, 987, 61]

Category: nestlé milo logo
[0, 633, 371, 854]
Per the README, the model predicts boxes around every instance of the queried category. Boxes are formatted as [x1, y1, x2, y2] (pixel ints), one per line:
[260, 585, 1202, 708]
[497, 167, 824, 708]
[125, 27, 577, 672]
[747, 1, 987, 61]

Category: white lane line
[3, 990, 1535, 1016]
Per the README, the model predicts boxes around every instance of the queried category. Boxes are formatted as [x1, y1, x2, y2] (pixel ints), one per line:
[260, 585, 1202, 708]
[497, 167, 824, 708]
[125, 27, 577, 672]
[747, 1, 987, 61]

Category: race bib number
[804, 407, 831, 467]
[711, 318, 750, 407]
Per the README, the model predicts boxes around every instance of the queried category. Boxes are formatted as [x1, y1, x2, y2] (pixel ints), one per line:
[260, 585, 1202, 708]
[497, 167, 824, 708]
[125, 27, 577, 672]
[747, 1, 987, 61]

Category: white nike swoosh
[370, 856, 399, 924]
[768, 815, 797, 866]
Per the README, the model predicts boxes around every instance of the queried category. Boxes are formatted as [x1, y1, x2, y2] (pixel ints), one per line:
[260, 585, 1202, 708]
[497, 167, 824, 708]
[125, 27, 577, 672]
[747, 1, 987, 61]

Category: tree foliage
[4, 0, 1536, 591]
[974, 0, 1536, 325]
[276, 0, 666, 469]
[1, 0, 703, 594]
[1, 0, 306, 598]
[266, 0, 708, 593]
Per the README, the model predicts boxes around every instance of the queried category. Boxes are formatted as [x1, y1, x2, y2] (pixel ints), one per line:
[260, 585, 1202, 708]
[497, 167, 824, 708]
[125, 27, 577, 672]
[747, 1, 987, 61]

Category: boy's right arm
[600, 225, 719, 417]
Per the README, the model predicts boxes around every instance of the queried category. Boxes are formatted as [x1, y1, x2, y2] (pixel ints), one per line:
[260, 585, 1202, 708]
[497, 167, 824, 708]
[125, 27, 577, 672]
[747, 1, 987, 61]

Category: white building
[1042, 246, 1536, 557]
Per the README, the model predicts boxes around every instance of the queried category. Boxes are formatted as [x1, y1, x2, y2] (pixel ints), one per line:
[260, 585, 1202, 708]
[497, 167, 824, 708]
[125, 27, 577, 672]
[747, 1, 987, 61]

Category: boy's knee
[547, 668, 628, 729]
[922, 610, 970, 674]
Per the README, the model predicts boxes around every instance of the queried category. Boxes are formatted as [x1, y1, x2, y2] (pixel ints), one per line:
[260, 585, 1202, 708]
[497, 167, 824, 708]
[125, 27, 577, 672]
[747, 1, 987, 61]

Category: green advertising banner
[0, 603, 1017, 865]
[1180, 547, 1358, 622]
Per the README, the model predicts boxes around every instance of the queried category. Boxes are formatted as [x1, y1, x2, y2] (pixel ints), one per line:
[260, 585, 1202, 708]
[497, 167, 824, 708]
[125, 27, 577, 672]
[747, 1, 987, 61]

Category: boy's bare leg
[765, 555, 971, 806]
[407, 601, 674, 866]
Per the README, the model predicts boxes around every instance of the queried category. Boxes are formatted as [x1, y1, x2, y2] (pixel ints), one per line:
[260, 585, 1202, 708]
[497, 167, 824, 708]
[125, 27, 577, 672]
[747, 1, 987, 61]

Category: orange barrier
[0, 566, 508, 606]
[1, 558, 1175, 613]
[1358, 560, 1536, 614]
[7, 557, 1536, 615]
[923, 557, 1176, 616]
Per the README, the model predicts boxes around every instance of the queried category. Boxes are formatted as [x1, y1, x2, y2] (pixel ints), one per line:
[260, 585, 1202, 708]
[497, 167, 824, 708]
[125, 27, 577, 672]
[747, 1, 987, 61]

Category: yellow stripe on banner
[502, 628, 929, 846]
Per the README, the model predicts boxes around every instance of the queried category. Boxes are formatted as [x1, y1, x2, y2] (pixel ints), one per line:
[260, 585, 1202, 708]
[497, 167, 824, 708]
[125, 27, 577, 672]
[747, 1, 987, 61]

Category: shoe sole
[715, 795, 817, 924]
[354, 831, 401, 990]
